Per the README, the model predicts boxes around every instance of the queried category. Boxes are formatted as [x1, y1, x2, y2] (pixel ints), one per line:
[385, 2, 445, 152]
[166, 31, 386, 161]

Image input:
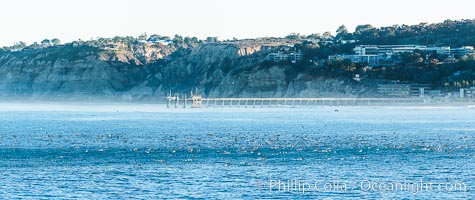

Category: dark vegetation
[288, 19, 475, 90]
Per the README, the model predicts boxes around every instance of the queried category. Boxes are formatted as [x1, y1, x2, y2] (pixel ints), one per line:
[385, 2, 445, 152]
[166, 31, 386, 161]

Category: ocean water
[0, 104, 474, 199]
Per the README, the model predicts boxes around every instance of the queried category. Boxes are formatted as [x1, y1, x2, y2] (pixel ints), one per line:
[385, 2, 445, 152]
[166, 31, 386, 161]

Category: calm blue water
[0, 105, 474, 199]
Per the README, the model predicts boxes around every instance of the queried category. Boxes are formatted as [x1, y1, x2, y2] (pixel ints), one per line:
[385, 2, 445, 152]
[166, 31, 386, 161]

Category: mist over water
[0, 103, 474, 199]
[0, 102, 473, 112]
[0, 102, 169, 112]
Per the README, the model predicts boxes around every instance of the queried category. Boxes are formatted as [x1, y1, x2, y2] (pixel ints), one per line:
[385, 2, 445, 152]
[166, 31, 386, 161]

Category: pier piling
[166, 94, 434, 109]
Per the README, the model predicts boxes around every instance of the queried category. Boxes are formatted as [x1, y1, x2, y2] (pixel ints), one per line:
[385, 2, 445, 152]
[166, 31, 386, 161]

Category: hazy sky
[1, 0, 474, 46]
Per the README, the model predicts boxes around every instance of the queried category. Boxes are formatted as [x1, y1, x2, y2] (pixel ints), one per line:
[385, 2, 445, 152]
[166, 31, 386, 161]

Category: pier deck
[166, 95, 429, 108]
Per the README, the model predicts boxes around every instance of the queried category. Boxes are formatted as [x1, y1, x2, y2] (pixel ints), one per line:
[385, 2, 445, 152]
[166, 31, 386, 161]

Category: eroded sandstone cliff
[0, 39, 369, 101]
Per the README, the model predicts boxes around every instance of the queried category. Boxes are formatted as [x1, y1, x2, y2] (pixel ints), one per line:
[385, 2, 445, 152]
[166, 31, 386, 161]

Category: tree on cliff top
[336, 25, 348, 35]
[10, 41, 27, 51]
[138, 33, 147, 40]
[51, 38, 61, 45]
[206, 37, 219, 43]
[354, 24, 374, 33]
[41, 39, 51, 47]
[174, 34, 184, 44]
[285, 33, 302, 40]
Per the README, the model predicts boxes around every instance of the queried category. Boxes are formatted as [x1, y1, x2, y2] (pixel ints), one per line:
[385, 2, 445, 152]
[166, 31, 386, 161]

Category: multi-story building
[451, 46, 475, 57]
[353, 45, 453, 56]
[328, 54, 383, 65]
[423, 46, 451, 55]
[268, 49, 303, 63]
[377, 83, 412, 97]
[355, 45, 423, 55]
[460, 87, 475, 98]
[377, 83, 430, 97]
[329, 45, 475, 66]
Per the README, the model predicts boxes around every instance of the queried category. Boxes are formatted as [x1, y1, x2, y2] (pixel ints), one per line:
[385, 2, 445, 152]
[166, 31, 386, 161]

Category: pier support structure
[166, 94, 428, 109]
